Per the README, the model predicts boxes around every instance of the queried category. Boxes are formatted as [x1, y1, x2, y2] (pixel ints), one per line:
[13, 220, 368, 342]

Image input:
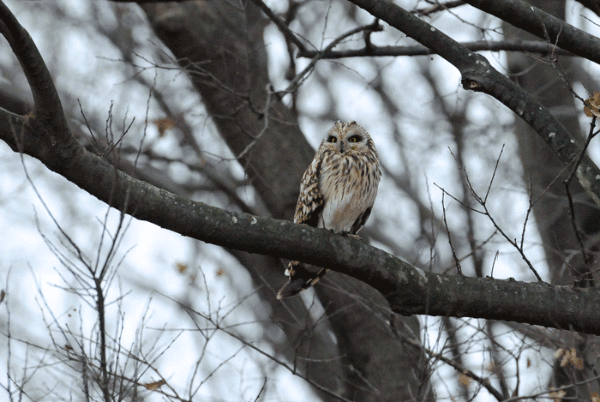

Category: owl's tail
[276, 261, 328, 299]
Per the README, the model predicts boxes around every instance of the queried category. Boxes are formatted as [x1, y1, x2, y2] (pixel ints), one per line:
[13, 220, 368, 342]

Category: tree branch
[575, 0, 600, 18]
[345, 0, 600, 210]
[0, 1, 68, 139]
[465, 0, 600, 64]
[2, 0, 600, 339]
[250, 0, 308, 53]
[2, 107, 600, 334]
[298, 40, 574, 59]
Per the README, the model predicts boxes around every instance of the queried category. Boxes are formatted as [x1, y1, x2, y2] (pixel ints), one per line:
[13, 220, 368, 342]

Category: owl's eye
[327, 135, 337, 143]
[348, 135, 361, 143]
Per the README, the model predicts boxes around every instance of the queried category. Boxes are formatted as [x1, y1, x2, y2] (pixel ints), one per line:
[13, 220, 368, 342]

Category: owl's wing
[349, 206, 372, 234]
[277, 151, 326, 299]
[293, 154, 324, 227]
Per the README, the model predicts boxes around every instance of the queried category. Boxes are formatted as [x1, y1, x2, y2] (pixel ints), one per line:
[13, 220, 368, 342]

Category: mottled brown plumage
[277, 121, 381, 299]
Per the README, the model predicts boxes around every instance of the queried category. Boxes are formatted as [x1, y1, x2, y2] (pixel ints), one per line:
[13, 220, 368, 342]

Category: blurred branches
[3, 0, 600, 399]
[1, 0, 600, 333]
[348, 0, 600, 209]
[0, 0, 598, 343]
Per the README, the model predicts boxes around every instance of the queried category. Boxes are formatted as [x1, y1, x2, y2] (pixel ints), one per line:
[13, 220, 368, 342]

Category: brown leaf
[549, 389, 566, 401]
[584, 92, 600, 117]
[143, 379, 166, 391]
[153, 116, 178, 137]
[458, 374, 472, 386]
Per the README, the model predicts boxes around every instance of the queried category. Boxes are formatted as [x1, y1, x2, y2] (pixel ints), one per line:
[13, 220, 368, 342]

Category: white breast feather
[318, 153, 378, 233]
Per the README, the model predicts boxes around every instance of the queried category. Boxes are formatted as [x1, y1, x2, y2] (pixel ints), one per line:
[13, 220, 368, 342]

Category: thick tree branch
[2, 0, 600, 340]
[1, 110, 600, 335]
[0, 0, 596, 332]
[465, 0, 600, 64]
[346, 0, 600, 209]
[0, 1, 68, 138]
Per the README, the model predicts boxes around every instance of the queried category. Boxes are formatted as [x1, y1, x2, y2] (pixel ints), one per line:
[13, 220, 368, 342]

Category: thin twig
[441, 192, 462, 275]
[563, 115, 598, 287]
[390, 323, 505, 402]
[447, 147, 543, 282]
[414, 0, 466, 16]
[283, 21, 383, 94]
[171, 297, 355, 402]
[235, 85, 272, 160]
[251, 0, 307, 53]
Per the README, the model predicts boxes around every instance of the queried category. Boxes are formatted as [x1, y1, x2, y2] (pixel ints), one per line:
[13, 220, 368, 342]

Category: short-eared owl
[277, 121, 381, 299]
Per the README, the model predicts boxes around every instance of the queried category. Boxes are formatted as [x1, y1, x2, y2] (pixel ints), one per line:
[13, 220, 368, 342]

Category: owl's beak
[339, 141, 345, 154]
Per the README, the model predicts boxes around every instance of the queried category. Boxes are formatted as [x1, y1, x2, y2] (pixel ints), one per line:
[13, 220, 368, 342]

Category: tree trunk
[140, 2, 432, 400]
[504, 1, 599, 399]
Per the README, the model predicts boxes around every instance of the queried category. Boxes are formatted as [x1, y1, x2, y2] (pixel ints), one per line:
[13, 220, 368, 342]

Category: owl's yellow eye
[348, 135, 360, 143]
[327, 136, 337, 143]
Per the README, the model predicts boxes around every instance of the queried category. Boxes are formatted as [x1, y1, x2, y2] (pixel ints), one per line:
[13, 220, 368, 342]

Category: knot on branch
[386, 292, 424, 316]
[461, 78, 483, 91]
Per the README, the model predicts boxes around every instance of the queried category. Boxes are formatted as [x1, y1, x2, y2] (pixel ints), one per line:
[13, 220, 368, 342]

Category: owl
[277, 121, 381, 299]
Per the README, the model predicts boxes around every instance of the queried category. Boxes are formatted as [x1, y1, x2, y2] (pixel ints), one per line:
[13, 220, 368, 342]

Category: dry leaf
[549, 389, 566, 401]
[584, 92, 600, 117]
[553, 348, 564, 360]
[153, 116, 178, 137]
[458, 374, 472, 386]
[143, 379, 166, 391]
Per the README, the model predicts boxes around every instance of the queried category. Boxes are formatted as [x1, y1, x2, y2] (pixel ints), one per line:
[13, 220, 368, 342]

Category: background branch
[298, 40, 574, 59]
[347, 0, 600, 211]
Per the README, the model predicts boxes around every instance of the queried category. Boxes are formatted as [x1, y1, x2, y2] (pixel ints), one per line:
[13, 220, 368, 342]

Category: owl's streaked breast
[318, 151, 379, 233]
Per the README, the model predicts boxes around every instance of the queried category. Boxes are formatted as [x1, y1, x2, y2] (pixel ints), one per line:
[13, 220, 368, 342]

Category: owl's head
[321, 121, 376, 155]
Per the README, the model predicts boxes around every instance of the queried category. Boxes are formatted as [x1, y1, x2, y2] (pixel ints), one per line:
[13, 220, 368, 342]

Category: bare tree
[3, 0, 600, 401]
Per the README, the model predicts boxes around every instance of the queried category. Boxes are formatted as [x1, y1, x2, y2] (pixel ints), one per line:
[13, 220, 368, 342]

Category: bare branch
[346, 0, 600, 213]
[3, 102, 600, 334]
[0, 1, 68, 138]
[251, 0, 308, 53]
[563, 115, 598, 287]
[299, 40, 574, 59]
[282, 21, 382, 94]
[414, 1, 466, 16]
[465, 0, 600, 64]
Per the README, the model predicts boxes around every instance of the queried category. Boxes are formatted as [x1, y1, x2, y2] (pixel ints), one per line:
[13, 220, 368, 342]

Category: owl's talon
[340, 231, 362, 240]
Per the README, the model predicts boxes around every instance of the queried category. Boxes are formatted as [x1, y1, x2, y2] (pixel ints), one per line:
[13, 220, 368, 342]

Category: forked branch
[0, 0, 68, 137]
